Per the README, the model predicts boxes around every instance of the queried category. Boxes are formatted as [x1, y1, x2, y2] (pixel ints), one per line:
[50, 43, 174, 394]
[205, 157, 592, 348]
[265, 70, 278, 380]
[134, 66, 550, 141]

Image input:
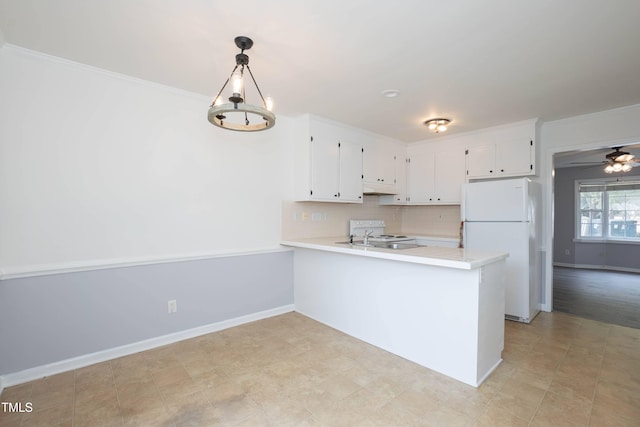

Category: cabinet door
[378, 152, 407, 205]
[465, 144, 495, 178]
[377, 143, 397, 186]
[362, 142, 381, 184]
[496, 139, 533, 176]
[363, 141, 396, 188]
[434, 149, 465, 203]
[310, 138, 340, 200]
[338, 141, 363, 202]
[393, 152, 407, 203]
[407, 149, 434, 204]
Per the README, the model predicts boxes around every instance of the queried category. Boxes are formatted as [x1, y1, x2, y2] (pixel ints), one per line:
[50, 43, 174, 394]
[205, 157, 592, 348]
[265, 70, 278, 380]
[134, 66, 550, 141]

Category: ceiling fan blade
[569, 161, 608, 165]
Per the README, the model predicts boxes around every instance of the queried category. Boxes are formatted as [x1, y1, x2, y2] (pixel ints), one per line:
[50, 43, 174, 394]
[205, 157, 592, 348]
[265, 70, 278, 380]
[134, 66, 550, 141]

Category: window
[577, 179, 640, 241]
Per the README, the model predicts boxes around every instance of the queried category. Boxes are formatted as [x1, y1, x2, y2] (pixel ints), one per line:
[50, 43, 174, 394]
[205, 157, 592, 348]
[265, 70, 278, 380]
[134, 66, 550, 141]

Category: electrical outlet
[168, 300, 177, 314]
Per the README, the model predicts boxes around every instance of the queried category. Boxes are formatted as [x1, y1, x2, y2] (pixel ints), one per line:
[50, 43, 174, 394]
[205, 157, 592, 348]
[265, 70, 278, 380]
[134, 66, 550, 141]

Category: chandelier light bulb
[604, 164, 614, 173]
[622, 163, 632, 172]
[437, 123, 448, 132]
[428, 122, 438, 130]
[265, 96, 274, 112]
[231, 70, 244, 96]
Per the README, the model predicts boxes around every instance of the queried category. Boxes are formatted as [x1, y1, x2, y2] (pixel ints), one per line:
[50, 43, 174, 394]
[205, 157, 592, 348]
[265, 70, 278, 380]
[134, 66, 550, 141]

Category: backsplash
[281, 197, 461, 239]
[401, 204, 462, 237]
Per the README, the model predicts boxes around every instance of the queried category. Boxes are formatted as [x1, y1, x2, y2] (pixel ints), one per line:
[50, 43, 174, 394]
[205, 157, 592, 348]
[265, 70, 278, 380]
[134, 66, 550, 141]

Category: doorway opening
[552, 144, 640, 329]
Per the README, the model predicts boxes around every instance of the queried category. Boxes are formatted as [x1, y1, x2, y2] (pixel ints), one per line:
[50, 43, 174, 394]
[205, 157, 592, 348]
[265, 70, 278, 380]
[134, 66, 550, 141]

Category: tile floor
[1, 311, 639, 426]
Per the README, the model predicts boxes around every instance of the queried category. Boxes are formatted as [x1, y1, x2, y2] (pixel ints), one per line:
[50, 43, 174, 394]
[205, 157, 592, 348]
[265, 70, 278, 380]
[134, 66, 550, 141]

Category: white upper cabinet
[406, 146, 432, 204]
[292, 115, 537, 205]
[378, 152, 407, 205]
[309, 136, 340, 200]
[405, 144, 465, 205]
[362, 139, 397, 194]
[433, 150, 466, 202]
[337, 140, 365, 202]
[294, 115, 363, 203]
[465, 120, 537, 180]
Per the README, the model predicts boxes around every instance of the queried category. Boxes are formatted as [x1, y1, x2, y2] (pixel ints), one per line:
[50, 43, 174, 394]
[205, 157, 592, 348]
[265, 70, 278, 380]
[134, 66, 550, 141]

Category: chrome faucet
[363, 230, 373, 245]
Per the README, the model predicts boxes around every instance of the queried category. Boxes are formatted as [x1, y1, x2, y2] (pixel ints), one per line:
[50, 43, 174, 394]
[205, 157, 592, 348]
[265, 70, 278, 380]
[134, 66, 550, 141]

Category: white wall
[0, 45, 294, 276]
[540, 104, 640, 310]
[0, 45, 296, 382]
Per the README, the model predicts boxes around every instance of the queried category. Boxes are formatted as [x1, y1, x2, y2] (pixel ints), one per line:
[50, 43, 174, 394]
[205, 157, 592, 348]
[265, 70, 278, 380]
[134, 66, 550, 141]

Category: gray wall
[553, 165, 640, 270]
[0, 250, 293, 375]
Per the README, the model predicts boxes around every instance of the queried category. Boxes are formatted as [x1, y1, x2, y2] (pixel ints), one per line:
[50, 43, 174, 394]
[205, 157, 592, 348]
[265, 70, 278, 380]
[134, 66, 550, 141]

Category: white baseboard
[553, 262, 640, 274]
[475, 358, 503, 388]
[0, 304, 294, 389]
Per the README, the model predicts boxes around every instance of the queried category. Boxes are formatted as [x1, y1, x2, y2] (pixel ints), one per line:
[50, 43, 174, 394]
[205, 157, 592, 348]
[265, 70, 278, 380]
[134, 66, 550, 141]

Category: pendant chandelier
[208, 36, 276, 132]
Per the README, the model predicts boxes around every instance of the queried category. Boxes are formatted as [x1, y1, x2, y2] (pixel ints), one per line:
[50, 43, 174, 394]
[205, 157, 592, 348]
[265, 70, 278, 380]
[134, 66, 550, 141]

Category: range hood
[362, 183, 397, 195]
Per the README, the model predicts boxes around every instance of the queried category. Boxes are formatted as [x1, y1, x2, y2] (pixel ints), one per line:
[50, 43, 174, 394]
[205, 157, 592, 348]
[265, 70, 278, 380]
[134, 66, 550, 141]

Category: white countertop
[280, 237, 508, 270]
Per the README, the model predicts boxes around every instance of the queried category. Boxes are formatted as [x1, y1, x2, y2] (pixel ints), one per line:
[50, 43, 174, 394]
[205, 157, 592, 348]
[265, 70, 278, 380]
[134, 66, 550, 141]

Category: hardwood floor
[553, 266, 640, 329]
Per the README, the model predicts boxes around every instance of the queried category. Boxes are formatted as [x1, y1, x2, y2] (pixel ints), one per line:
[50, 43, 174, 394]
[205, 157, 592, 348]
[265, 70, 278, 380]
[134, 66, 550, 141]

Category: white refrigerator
[462, 178, 541, 323]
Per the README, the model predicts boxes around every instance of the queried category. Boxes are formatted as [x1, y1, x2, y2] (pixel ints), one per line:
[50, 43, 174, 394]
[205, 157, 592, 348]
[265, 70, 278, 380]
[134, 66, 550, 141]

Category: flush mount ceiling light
[381, 89, 400, 98]
[207, 36, 275, 132]
[424, 118, 451, 133]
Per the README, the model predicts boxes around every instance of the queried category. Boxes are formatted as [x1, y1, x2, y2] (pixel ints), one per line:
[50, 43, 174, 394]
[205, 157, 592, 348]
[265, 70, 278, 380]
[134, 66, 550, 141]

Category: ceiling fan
[568, 146, 639, 173]
[603, 147, 639, 173]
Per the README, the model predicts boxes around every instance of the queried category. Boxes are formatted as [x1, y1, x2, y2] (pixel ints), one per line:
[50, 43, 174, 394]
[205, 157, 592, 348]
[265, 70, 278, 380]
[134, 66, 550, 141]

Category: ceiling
[1, 0, 640, 142]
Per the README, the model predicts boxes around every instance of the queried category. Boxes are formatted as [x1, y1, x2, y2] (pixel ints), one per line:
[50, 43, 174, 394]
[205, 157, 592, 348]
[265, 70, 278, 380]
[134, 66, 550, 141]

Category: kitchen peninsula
[281, 237, 508, 387]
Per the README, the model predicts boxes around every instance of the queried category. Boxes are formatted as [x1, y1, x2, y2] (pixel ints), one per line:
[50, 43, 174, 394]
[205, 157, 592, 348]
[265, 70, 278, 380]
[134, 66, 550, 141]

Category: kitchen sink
[341, 242, 420, 250]
[374, 242, 420, 249]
